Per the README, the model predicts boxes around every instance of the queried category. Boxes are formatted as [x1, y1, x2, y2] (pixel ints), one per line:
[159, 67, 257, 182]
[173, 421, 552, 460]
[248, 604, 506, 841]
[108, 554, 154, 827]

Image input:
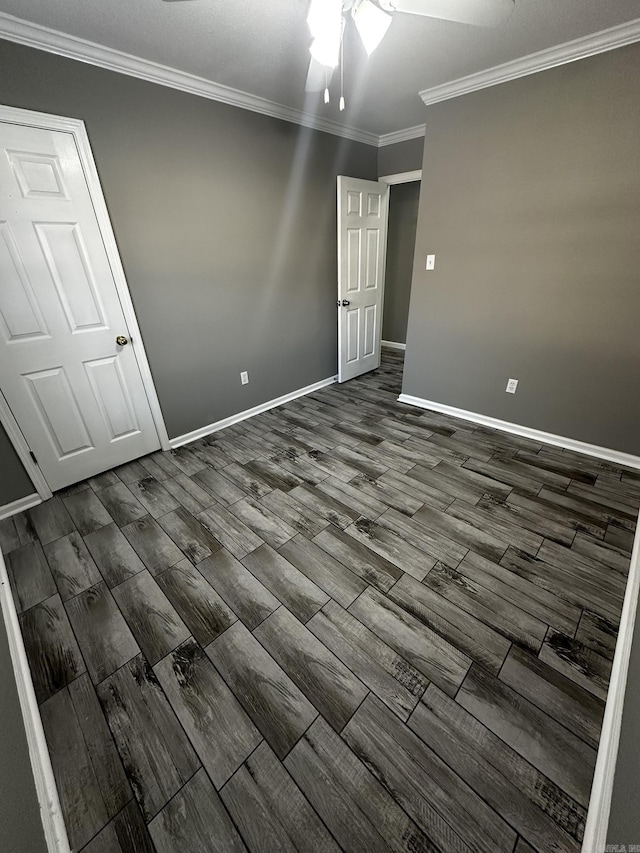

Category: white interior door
[337, 175, 389, 383]
[0, 121, 160, 492]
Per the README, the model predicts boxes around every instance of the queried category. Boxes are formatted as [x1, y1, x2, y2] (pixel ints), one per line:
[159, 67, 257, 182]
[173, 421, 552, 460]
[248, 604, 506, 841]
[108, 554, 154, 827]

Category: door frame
[0, 104, 170, 501]
[379, 169, 422, 185]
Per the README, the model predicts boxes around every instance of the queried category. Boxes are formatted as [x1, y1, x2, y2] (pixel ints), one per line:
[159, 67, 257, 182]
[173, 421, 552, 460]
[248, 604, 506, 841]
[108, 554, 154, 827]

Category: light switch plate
[426, 254, 436, 270]
[241, 371, 249, 385]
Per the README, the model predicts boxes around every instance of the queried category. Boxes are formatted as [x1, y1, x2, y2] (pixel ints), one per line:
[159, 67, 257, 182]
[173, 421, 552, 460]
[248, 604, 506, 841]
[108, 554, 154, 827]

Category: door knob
[341, 300, 350, 306]
[116, 335, 129, 346]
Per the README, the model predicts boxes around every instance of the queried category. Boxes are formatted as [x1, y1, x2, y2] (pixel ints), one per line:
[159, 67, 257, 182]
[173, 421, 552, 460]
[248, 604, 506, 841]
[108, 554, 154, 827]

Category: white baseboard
[0, 494, 42, 520]
[381, 340, 407, 351]
[397, 394, 640, 471]
[170, 375, 338, 449]
[0, 550, 70, 853]
[582, 509, 640, 851]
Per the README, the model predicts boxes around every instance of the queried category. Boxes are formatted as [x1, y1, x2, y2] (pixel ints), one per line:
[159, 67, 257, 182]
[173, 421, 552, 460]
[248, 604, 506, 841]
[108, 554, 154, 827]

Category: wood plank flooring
[1, 348, 638, 853]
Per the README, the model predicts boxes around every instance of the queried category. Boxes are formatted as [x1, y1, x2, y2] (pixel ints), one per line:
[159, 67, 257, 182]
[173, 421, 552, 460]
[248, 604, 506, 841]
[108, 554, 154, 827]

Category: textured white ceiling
[1, 0, 639, 135]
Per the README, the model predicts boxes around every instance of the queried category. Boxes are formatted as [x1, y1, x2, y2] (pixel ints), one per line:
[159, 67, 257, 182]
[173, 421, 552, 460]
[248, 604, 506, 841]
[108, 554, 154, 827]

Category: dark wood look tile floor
[2, 348, 639, 853]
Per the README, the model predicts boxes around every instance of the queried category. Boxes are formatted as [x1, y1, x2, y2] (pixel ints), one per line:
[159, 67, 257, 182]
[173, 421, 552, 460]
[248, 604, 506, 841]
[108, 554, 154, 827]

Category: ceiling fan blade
[385, 0, 514, 27]
[305, 57, 335, 93]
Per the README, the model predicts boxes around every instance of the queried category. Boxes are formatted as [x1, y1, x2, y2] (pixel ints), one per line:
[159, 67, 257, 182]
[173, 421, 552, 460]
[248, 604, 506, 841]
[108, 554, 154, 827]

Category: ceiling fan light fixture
[310, 35, 341, 67]
[307, 0, 342, 38]
[353, 0, 392, 55]
[308, 0, 343, 67]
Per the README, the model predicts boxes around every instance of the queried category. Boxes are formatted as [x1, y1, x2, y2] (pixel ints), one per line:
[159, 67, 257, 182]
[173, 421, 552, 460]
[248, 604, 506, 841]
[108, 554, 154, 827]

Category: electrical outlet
[240, 371, 249, 385]
[506, 378, 518, 394]
[426, 254, 435, 270]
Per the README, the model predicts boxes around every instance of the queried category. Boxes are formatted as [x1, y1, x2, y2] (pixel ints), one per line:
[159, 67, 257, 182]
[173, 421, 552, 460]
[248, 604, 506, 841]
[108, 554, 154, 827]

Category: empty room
[1, 1, 640, 851]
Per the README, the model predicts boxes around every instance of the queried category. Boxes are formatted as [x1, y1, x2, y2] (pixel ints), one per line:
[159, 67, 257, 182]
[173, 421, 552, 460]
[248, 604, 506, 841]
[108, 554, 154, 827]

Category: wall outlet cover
[506, 378, 518, 394]
[241, 371, 249, 385]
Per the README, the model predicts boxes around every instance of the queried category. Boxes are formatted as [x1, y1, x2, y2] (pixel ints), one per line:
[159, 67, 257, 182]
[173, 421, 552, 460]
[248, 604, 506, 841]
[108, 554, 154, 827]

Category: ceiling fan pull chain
[339, 29, 345, 110]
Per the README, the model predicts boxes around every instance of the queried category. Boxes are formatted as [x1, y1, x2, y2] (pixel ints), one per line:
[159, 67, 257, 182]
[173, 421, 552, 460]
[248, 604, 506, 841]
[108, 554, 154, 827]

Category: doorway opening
[377, 169, 421, 390]
[336, 170, 420, 387]
[379, 171, 421, 363]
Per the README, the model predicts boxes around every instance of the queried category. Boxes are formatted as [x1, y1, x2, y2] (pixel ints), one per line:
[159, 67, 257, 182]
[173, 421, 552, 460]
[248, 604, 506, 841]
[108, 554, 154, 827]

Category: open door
[0, 114, 162, 492]
[337, 176, 389, 383]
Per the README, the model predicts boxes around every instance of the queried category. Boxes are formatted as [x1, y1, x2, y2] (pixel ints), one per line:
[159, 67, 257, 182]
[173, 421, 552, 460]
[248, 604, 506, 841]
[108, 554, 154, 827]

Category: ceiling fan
[305, 0, 514, 103]
[160, 0, 514, 107]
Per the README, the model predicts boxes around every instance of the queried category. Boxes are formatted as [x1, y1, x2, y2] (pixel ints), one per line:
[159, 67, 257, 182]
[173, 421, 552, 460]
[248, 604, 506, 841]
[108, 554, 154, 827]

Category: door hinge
[29, 450, 38, 465]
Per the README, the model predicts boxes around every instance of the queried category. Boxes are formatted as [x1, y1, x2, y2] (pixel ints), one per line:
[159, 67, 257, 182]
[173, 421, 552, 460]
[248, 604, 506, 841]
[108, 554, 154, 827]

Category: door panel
[0, 222, 50, 341]
[365, 229, 379, 288]
[346, 229, 361, 293]
[7, 149, 69, 199]
[363, 305, 376, 357]
[0, 121, 160, 491]
[346, 308, 359, 364]
[337, 176, 389, 382]
[25, 366, 93, 458]
[84, 356, 140, 441]
[347, 190, 361, 215]
[35, 222, 107, 332]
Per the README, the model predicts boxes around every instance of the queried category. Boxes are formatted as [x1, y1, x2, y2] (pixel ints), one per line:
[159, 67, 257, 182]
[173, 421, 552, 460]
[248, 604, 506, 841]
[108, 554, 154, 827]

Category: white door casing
[337, 176, 389, 383]
[0, 111, 166, 493]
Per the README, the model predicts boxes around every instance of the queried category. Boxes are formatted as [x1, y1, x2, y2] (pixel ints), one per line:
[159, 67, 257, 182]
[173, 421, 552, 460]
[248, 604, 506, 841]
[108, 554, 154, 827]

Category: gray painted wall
[0, 610, 47, 853]
[403, 44, 640, 455]
[383, 182, 420, 345]
[0, 40, 377, 497]
[378, 136, 424, 177]
[0, 424, 33, 505]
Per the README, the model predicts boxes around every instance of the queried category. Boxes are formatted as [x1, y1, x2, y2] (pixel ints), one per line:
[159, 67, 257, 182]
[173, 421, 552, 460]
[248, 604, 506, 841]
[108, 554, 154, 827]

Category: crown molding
[378, 124, 426, 147]
[420, 17, 640, 106]
[6, 11, 638, 149]
[0, 11, 379, 146]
